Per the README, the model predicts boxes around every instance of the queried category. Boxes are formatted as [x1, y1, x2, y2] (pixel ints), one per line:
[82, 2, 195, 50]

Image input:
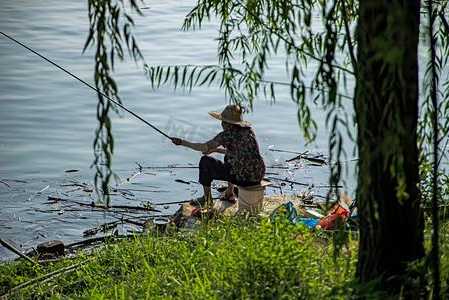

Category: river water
[0, 0, 356, 260]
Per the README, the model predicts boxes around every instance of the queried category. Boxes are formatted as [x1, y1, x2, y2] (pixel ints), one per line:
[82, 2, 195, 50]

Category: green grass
[0, 217, 357, 299]
[2, 217, 448, 299]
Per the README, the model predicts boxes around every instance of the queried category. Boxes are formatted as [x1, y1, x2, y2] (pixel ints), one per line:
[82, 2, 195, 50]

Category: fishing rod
[0, 31, 171, 140]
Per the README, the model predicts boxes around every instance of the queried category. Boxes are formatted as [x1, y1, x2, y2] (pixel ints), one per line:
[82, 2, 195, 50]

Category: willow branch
[428, 0, 441, 297]
[235, 0, 354, 75]
[146, 63, 353, 100]
[340, 0, 357, 75]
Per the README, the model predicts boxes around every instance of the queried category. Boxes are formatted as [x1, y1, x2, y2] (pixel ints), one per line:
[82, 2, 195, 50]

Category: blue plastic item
[270, 202, 319, 229]
[270, 201, 298, 224]
[298, 218, 319, 229]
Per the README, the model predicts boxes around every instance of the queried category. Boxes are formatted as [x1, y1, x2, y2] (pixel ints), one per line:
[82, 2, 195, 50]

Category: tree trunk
[355, 0, 424, 292]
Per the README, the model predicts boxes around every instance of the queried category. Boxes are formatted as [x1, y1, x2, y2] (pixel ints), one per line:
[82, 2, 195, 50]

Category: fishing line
[0, 31, 171, 139]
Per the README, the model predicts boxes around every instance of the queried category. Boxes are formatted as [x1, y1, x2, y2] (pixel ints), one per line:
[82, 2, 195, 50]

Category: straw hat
[208, 105, 251, 127]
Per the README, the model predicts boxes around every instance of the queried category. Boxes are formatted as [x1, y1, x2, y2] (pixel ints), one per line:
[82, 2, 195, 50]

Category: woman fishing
[0, 33, 266, 207]
[171, 105, 266, 206]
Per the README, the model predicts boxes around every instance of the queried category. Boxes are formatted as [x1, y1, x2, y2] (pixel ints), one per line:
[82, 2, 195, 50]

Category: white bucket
[237, 185, 265, 215]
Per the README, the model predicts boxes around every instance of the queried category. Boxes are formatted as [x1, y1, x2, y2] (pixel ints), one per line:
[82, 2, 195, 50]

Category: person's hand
[171, 137, 183, 146]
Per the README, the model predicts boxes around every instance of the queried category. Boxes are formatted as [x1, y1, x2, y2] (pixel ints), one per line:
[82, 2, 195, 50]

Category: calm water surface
[0, 0, 355, 260]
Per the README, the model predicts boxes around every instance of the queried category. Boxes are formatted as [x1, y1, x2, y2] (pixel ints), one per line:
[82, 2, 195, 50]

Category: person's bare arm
[171, 138, 208, 153]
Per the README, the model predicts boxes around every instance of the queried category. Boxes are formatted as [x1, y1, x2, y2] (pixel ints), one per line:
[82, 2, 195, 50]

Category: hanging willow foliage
[84, 0, 143, 204]
[421, 0, 449, 296]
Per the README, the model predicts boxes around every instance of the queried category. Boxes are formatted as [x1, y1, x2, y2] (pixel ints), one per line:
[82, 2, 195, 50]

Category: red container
[318, 204, 349, 230]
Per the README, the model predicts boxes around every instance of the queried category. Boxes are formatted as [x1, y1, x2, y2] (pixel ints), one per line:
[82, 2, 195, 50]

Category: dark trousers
[198, 156, 259, 187]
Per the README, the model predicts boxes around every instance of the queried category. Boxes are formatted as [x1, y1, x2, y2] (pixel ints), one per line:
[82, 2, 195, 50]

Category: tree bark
[355, 0, 424, 293]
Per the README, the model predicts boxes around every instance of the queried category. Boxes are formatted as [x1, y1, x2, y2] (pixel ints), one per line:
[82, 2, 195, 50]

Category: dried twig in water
[264, 172, 279, 176]
[47, 196, 161, 212]
[175, 179, 191, 185]
[83, 222, 119, 237]
[37, 185, 50, 194]
[34, 208, 103, 214]
[154, 199, 193, 205]
[125, 171, 141, 182]
[267, 177, 309, 187]
[289, 155, 327, 165]
[285, 151, 309, 162]
[60, 181, 90, 191]
[269, 148, 327, 165]
[112, 188, 167, 193]
[143, 165, 198, 169]
[154, 197, 219, 206]
[268, 177, 343, 189]
[108, 215, 145, 227]
[143, 164, 288, 170]
[268, 148, 302, 155]
[0, 179, 27, 183]
[111, 188, 135, 197]
[0, 180, 11, 188]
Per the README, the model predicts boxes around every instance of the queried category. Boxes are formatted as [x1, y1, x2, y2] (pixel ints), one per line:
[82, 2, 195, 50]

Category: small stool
[237, 179, 271, 215]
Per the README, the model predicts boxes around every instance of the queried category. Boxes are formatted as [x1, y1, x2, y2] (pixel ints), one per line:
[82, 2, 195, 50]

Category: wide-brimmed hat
[208, 105, 251, 127]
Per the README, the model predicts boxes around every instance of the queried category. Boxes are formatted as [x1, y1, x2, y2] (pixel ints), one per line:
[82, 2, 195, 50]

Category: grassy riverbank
[0, 217, 448, 299]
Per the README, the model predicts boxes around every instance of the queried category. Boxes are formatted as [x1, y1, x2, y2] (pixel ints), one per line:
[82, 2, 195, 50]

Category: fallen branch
[269, 148, 328, 165]
[286, 154, 327, 165]
[112, 188, 168, 193]
[143, 165, 197, 169]
[83, 222, 119, 237]
[268, 177, 343, 189]
[268, 148, 302, 155]
[155, 197, 219, 206]
[0, 178, 27, 183]
[142, 164, 288, 170]
[108, 215, 146, 227]
[34, 208, 106, 214]
[175, 179, 191, 185]
[47, 196, 161, 212]
[267, 177, 309, 187]
[125, 170, 141, 182]
[1, 259, 92, 299]
[83, 217, 146, 237]
[0, 238, 37, 265]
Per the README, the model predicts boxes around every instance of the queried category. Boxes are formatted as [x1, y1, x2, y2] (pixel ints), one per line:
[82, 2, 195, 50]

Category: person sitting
[171, 104, 266, 206]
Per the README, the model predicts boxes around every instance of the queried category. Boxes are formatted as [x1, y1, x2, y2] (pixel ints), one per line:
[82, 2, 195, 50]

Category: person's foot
[190, 196, 214, 207]
[220, 192, 237, 204]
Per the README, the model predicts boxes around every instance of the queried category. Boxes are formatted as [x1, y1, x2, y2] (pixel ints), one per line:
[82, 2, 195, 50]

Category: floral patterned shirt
[206, 127, 265, 183]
